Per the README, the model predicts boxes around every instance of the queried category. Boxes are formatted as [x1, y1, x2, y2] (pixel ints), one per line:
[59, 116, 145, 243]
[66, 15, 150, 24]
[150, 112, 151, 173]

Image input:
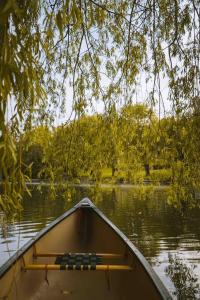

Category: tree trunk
[144, 164, 150, 176]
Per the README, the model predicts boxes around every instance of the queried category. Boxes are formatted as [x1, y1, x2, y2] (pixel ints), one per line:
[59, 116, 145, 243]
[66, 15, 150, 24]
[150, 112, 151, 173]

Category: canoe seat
[55, 253, 102, 270]
[24, 252, 132, 271]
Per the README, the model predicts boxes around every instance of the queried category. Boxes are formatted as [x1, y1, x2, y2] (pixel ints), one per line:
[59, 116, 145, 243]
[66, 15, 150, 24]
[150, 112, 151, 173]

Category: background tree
[21, 126, 52, 179]
[101, 105, 122, 177]
[120, 103, 158, 179]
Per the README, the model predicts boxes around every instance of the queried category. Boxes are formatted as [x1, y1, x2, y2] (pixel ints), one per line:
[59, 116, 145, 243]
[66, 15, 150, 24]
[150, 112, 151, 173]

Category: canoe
[0, 198, 172, 300]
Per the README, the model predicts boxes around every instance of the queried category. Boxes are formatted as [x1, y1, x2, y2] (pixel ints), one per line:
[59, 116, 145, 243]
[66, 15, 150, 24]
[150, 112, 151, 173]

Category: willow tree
[120, 103, 158, 179]
[0, 0, 199, 213]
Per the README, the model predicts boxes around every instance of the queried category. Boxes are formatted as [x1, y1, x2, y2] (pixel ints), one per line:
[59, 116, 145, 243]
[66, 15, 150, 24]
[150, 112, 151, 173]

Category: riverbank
[22, 169, 171, 186]
[25, 180, 170, 189]
[0, 180, 169, 189]
[24, 168, 171, 187]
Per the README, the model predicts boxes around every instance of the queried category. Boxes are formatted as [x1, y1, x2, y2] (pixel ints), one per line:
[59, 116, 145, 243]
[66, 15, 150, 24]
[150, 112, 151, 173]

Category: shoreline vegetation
[2, 103, 200, 213]
[20, 105, 175, 188]
[24, 168, 171, 187]
[14, 105, 200, 209]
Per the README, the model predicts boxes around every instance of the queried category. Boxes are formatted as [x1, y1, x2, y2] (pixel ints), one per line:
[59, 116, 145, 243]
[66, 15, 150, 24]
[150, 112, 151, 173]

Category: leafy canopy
[0, 0, 199, 213]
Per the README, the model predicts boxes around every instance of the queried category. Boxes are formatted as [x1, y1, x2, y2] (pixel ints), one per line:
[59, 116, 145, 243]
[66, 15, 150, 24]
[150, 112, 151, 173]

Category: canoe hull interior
[0, 200, 171, 300]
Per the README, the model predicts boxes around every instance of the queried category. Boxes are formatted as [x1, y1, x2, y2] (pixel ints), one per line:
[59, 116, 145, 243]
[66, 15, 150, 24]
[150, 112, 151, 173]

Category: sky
[53, 69, 172, 126]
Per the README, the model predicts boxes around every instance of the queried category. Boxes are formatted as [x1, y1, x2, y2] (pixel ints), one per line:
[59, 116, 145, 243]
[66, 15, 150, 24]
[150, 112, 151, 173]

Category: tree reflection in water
[165, 254, 200, 299]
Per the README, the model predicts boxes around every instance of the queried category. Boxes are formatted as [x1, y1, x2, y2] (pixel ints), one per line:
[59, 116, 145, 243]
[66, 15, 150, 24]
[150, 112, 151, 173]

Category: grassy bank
[73, 168, 172, 185]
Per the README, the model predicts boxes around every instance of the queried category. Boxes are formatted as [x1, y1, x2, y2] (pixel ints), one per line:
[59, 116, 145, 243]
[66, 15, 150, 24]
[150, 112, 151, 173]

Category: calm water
[1, 185, 200, 299]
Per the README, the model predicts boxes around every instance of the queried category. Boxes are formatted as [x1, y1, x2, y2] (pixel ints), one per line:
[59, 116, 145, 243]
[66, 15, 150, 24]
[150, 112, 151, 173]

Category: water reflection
[1, 185, 200, 299]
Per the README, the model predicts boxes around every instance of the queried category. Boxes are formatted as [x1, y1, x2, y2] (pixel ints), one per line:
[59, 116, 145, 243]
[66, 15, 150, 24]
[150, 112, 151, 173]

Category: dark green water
[1, 185, 200, 299]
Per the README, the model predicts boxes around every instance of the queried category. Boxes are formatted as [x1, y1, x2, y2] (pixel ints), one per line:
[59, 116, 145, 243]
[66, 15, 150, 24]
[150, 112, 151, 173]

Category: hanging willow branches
[0, 0, 200, 214]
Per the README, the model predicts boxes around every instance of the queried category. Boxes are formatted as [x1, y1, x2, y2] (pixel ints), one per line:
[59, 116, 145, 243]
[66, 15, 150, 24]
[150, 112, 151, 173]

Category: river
[0, 185, 200, 299]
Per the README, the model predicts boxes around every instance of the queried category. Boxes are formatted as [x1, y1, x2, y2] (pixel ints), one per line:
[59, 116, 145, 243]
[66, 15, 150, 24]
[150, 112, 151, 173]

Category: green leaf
[56, 11, 63, 39]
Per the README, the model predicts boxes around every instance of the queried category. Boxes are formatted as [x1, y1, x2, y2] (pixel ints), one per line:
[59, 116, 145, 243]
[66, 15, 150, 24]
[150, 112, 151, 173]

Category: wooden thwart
[34, 252, 123, 259]
[23, 264, 132, 271]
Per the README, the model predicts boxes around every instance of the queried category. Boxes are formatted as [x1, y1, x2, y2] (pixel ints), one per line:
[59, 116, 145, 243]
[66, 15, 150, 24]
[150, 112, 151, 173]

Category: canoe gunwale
[0, 198, 172, 299]
[0, 205, 77, 279]
[89, 199, 172, 300]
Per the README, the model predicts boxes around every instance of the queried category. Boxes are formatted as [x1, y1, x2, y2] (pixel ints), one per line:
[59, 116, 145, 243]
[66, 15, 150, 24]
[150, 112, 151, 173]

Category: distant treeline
[19, 103, 200, 204]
